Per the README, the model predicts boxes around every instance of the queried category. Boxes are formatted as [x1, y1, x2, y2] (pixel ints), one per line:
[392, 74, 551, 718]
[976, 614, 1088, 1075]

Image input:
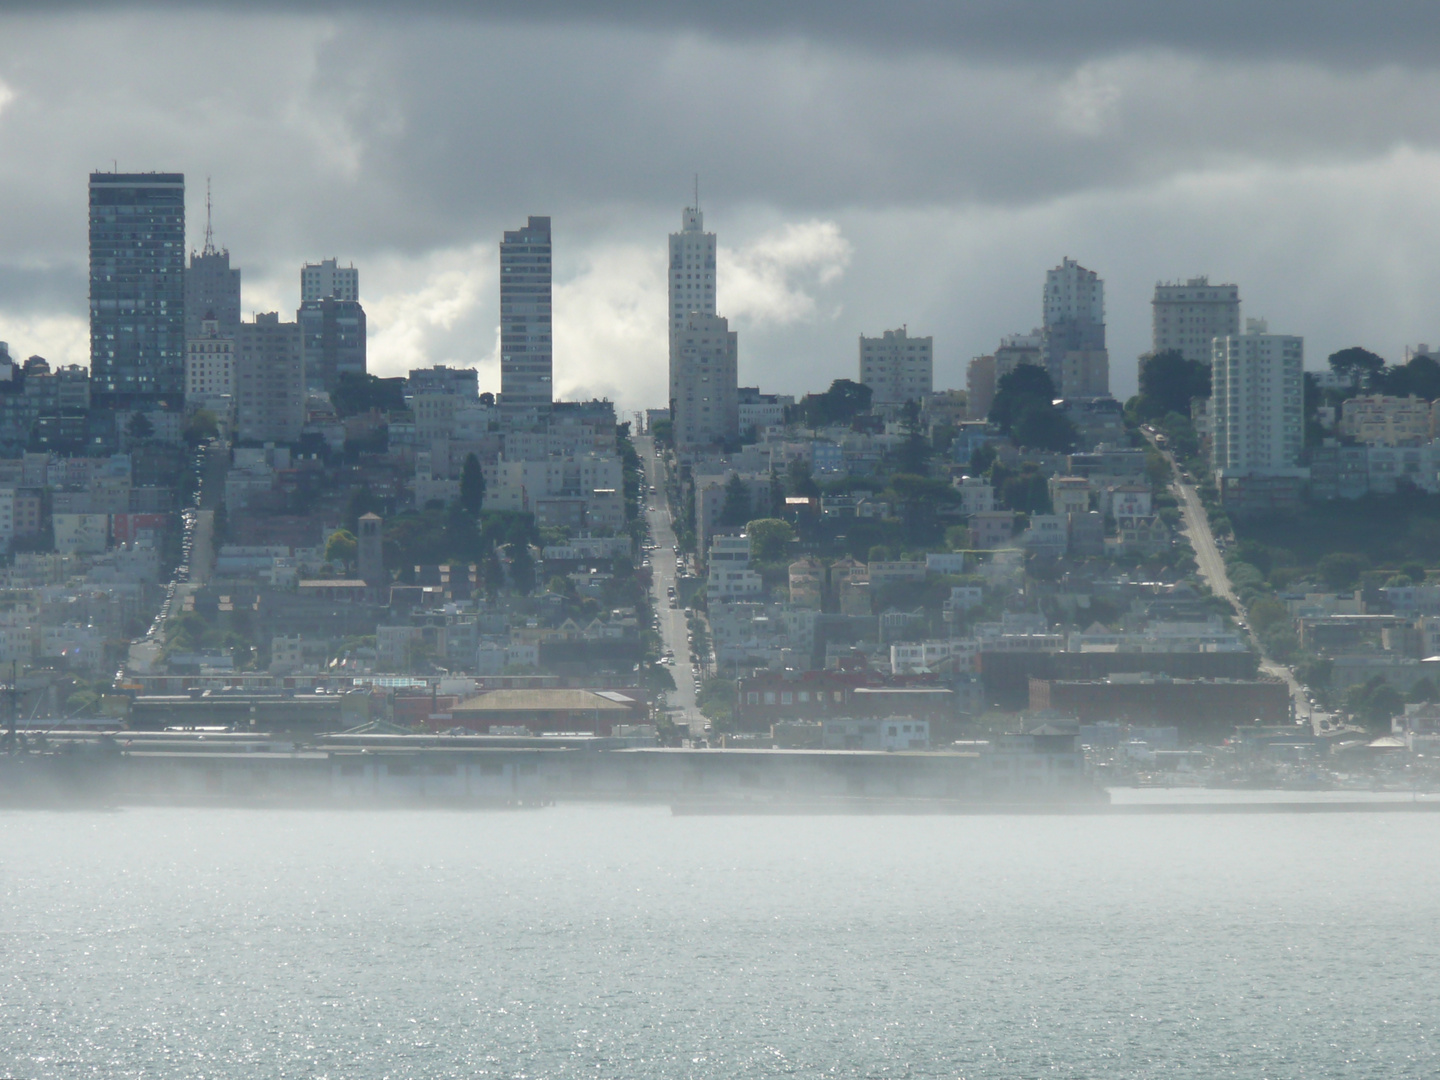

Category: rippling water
[2, 804, 1438, 1078]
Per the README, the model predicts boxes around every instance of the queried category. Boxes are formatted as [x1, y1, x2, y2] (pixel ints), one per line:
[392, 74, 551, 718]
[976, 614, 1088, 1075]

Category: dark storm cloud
[9, 2, 1440, 66]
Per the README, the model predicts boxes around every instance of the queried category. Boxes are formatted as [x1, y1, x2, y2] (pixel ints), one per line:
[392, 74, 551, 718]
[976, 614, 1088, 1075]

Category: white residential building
[1210, 319, 1304, 476]
[185, 317, 235, 408]
[1043, 258, 1108, 397]
[300, 257, 358, 302]
[1151, 277, 1241, 364]
[859, 327, 933, 408]
[706, 533, 764, 604]
[672, 312, 739, 452]
[668, 204, 716, 342]
[669, 206, 738, 451]
[953, 475, 996, 515]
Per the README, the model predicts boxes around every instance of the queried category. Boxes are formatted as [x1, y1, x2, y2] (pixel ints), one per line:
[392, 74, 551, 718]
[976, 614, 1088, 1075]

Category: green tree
[989, 365, 1076, 451]
[1328, 346, 1386, 385]
[324, 529, 358, 572]
[897, 399, 930, 473]
[126, 411, 155, 443]
[331, 372, 407, 417]
[460, 452, 486, 515]
[1318, 552, 1367, 590]
[1379, 353, 1440, 400]
[791, 379, 873, 427]
[785, 457, 820, 498]
[1345, 677, 1404, 733]
[1011, 401, 1078, 452]
[720, 474, 751, 527]
[508, 543, 536, 595]
[1134, 349, 1211, 421]
[183, 409, 219, 446]
[746, 518, 796, 563]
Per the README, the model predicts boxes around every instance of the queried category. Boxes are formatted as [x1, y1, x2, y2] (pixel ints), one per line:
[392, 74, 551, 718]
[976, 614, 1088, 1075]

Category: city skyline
[7, 9, 1440, 409]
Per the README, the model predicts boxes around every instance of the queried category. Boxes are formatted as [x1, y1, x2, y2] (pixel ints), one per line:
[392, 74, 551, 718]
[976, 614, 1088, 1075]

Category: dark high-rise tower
[89, 172, 186, 404]
[299, 297, 366, 392]
[185, 181, 241, 341]
[499, 216, 552, 417]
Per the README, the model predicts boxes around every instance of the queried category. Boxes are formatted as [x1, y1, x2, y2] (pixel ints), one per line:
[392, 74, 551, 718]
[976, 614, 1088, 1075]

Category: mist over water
[2, 806, 1438, 1078]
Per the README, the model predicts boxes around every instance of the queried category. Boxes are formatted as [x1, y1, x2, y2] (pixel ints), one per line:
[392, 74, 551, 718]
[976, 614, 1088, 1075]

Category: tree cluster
[331, 373, 407, 418]
[1131, 349, 1211, 422]
[789, 379, 873, 428]
[987, 365, 1076, 452]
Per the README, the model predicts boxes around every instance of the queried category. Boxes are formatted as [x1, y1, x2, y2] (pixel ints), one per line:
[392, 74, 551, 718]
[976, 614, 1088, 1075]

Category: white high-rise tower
[669, 200, 735, 450]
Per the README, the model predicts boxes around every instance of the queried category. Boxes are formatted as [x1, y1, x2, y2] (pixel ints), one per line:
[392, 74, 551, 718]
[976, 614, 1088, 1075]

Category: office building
[299, 297, 366, 392]
[184, 190, 241, 342]
[1152, 278, 1241, 365]
[237, 313, 305, 444]
[301, 258, 359, 303]
[499, 216, 553, 415]
[1042, 258, 1108, 398]
[1211, 319, 1304, 476]
[672, 313, 739, 451]
[859, 327, 932, 408]
[185, 317, 235, 407]
[89, 172, 186, 404]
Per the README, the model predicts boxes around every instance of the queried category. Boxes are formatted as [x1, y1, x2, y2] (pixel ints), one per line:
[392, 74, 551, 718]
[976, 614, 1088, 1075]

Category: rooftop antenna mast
[694, 173, 700, 211]
[202, 177, 216, 256]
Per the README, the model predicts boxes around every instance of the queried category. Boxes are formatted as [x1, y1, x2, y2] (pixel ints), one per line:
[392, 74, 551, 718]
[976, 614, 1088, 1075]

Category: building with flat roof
[1152, 277, 1240, 364]
[1043, 258, 1108, 398]
[859, 327, 933, 409]
[90, 172, 186, 404]
[500, 216, 553, 415]
[301, 258, 358, 303]
[1211, 319, 1304, 478]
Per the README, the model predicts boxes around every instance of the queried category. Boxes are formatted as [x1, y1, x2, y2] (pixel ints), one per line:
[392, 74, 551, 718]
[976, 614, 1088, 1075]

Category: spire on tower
[202, 177, 216, 256]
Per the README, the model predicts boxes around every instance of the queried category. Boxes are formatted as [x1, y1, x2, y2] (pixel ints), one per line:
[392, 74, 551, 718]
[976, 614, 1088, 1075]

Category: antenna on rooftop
[694, 173, 700, 211]
[202, 177, 216, 256]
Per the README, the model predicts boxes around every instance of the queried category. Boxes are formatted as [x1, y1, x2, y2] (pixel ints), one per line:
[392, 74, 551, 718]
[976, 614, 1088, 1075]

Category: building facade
[669, 204, 716, 345]
[298, 298, 366, 392]
[236, 313, 305, 444]
[301, 258, 359, 303]
[499, 216, 553, 416]
[1151, 277, 1241, 364]
[185, 249, 241, 343]
[1042, 258, 1108, 398]
[185, 318, 235, 411]
[90, 172, 186, 404]
[859, 327, 933, 409]
[672, 313, 739, 451]
[1210, 319, 1304, 477]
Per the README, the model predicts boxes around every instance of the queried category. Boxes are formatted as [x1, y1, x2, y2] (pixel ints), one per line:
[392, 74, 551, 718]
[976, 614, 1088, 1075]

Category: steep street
[634, 435, 706, 739]
[1145, 431, 1323, 730]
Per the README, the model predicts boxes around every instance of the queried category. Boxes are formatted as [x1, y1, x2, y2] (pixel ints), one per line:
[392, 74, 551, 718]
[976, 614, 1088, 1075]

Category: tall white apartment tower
[1210, 319, 1304, 477]
[670, 204, 735, 449]
[669, 204, 716, 341]
[859, 327, 933, 409]
[301, 258, 359, 303]
[673, 313, 739, 451]
[1152, 277, 1240, 364]
[1042, 257, 1109, 398]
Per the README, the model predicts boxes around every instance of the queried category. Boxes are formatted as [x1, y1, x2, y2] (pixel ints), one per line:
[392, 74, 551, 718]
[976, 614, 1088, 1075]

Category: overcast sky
[5, 3, 1440, 410]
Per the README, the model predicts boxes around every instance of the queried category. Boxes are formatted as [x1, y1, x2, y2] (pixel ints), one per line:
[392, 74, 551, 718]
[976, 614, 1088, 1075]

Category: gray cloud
[10, 2, 1440, 66]
[4, 9, 1440, 409]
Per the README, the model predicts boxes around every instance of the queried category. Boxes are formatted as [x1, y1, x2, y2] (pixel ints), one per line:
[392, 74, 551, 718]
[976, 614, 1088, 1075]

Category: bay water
[2, 804, 1437, 1078]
